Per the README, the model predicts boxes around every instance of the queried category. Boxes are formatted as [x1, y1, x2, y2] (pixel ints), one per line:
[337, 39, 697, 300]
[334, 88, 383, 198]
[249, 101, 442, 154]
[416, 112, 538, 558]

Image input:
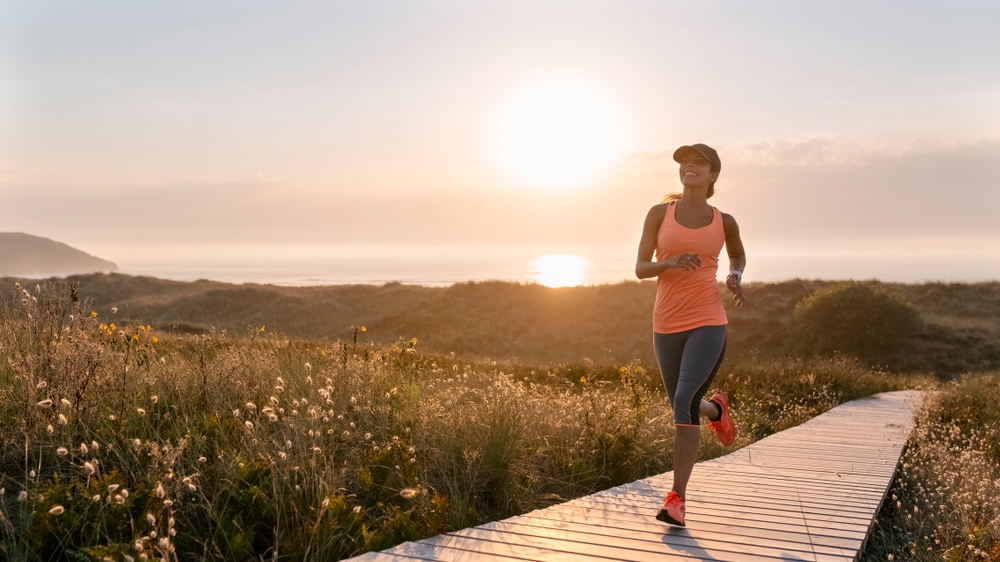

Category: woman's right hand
[663, 253, 701, 271]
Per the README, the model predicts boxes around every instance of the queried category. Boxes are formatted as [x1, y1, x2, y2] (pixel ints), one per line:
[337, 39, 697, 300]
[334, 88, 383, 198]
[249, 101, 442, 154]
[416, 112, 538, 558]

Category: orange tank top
[653, 203, 728, 334]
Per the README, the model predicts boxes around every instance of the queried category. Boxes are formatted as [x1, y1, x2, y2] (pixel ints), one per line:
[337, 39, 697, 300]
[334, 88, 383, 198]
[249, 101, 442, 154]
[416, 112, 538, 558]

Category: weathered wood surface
[347, 390, 922, 562]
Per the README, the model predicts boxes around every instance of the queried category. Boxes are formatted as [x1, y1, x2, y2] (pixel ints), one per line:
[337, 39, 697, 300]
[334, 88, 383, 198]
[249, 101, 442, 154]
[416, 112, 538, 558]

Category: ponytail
[660, 182, 715, 204]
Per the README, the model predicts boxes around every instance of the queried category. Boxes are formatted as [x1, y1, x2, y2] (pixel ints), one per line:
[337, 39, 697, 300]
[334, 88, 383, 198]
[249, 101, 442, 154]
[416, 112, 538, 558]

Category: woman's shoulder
[646, 202, 672, 215]
[719, 211, 740, 233]
[643, 202, 672, 229]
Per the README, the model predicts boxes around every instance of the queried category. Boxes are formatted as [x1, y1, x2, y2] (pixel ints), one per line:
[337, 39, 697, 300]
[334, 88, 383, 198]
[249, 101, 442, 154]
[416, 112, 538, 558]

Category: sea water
[114, 246, 1000, 287]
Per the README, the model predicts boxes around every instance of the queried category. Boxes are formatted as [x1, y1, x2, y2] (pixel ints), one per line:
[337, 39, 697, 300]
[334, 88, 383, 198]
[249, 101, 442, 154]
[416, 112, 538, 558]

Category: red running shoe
[707, 391, 735, 446]
[656, 490, 686, 526]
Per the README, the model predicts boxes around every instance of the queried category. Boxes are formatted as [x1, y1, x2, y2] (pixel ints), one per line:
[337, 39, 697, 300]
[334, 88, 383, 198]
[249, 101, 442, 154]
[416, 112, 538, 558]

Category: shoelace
[663, 491, 684, 508]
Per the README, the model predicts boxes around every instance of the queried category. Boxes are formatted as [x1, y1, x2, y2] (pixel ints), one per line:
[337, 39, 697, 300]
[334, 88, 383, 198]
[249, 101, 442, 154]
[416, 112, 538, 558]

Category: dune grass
[861, 373, 1000, 562]
[0, 280, 927, 561]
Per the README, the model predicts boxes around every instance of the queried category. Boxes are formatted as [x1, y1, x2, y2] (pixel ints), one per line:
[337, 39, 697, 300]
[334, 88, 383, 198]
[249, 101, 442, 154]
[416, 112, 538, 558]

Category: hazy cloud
[616, 137, 1000, 243]
[4, 136, 996, 262]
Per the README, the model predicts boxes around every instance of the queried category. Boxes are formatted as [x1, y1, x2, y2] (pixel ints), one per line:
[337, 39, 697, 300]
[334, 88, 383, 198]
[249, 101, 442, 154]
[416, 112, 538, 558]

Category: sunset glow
[534, 254, 586, 287]
[496, 80, 623, 188]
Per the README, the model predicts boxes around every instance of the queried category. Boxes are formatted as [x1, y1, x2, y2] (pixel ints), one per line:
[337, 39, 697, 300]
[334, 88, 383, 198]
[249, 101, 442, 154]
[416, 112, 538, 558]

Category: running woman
[634, 143, 746, 527]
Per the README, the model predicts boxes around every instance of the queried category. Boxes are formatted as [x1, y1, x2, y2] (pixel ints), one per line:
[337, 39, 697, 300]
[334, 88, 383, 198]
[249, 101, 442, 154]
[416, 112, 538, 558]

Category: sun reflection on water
[534, 254, 586, 288]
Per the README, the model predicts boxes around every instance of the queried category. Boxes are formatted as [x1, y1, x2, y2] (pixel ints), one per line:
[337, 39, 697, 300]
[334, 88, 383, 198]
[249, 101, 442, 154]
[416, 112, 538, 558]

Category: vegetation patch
[862, 374, 1000, 562]
[0, 280, 923, 560]
[790, 280, 923, 364]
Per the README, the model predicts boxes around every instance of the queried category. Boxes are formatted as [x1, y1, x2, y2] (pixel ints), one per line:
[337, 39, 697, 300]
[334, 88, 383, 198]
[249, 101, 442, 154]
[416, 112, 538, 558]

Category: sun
[534, 254, 586, 288]
[496, 79, 624, 188]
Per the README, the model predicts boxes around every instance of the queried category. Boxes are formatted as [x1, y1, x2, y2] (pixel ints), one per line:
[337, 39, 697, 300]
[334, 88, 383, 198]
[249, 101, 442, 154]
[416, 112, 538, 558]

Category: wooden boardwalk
[349, 390, 922, 562]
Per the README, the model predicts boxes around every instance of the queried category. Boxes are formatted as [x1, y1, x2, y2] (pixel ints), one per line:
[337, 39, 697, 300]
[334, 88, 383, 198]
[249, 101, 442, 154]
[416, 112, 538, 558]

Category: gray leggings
[653, 325, 727, 425]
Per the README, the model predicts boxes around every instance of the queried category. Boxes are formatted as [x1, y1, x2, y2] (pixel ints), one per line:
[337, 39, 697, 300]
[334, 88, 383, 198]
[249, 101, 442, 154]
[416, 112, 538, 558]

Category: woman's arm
[722, 213, 746, 308]
[635, 204, 701, 279]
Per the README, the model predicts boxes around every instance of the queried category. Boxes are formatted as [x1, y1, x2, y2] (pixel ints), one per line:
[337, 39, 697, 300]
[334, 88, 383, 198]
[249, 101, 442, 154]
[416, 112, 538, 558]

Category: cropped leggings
[653, 325, 727, 426]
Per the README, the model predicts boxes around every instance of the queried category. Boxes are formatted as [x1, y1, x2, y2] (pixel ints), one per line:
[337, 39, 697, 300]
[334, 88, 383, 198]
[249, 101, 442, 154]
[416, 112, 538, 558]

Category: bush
[789, 280, 922, 364]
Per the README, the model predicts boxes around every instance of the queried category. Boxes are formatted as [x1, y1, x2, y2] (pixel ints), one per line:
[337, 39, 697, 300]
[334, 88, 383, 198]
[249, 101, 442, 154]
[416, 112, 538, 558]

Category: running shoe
[707, 391, 735, 446]
[655, 490, 686, 526]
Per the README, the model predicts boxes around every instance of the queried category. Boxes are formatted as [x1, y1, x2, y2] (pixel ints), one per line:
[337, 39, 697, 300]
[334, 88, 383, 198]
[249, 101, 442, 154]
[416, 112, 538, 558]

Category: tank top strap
[666, 202, 677, 223]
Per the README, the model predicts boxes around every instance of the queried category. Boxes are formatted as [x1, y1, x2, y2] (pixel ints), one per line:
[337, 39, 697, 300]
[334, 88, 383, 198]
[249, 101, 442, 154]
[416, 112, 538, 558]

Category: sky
[1, 0, 998, 264]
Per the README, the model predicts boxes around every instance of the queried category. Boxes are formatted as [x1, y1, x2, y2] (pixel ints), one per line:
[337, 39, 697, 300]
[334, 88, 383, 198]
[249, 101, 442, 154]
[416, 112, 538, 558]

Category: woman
[635, 143, 746, 527]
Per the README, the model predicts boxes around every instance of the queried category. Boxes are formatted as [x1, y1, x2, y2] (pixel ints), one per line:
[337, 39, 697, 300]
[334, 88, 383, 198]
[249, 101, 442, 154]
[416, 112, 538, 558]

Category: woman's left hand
[726, 274, 745, 309]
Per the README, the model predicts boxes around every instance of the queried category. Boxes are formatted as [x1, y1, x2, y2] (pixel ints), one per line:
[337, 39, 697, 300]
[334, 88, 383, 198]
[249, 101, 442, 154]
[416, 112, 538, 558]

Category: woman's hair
[660, 182, 715, 203]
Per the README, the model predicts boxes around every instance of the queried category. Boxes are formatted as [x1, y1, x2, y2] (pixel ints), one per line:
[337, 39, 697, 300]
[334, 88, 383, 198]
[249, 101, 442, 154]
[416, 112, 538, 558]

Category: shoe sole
[655, 509, 685, 527]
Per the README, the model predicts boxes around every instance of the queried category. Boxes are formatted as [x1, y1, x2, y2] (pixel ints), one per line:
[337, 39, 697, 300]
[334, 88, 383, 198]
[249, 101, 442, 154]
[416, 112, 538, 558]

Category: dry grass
[862, 374, 1000, 561]
[0, 280, 922, 561]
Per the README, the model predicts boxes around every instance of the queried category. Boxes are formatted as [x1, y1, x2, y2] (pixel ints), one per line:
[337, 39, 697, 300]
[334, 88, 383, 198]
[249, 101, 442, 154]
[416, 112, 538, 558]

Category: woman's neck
[680, 185, 710, 209]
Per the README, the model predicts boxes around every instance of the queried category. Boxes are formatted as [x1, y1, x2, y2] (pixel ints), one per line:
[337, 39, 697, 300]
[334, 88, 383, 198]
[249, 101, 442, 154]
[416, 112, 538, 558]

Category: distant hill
[0, 233, 118, 276]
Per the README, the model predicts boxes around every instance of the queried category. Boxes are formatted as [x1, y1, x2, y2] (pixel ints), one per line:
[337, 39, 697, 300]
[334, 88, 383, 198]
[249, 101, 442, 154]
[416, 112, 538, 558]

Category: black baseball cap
[673, 143, 721, 173]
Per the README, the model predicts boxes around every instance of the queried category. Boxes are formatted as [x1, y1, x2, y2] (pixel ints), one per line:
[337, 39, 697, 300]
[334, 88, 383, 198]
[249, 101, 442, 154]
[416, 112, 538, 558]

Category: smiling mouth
[683, 172, 697, 179]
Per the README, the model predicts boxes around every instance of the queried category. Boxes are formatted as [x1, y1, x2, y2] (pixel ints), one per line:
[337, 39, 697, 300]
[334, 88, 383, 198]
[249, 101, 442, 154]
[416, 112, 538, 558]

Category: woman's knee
[672, 391, 698, 424]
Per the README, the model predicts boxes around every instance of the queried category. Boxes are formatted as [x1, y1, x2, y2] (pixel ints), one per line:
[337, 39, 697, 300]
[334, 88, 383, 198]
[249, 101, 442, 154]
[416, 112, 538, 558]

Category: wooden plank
[595, 486, 879, 515]
[381, 536, 615, 561]
[506, 511, 859, 557]
[472, 518, 854, 562]
[599, 479, 882, 509]
[674, 469, 893, 496]
[597, 482, 882, 510]
[516, 509, 864, 551]
[558, 494, 875, 529]
[537, 500, 870, 543]
[346, 390, 921, 562]
[550, 495, 873, 534]
[441, 524, 848, 562]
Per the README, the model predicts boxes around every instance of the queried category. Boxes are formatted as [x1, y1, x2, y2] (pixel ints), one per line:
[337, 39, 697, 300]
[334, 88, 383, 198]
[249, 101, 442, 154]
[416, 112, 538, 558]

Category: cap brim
[672, 145, 704, 163]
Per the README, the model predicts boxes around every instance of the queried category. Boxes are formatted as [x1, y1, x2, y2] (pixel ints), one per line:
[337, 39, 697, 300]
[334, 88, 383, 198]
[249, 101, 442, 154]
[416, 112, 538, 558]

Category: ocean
[113, 245, 1000, 287]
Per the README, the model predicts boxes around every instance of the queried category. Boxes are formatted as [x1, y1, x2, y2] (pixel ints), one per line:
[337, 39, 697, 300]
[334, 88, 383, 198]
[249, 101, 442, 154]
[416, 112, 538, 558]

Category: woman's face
[677, 152, 718, 189]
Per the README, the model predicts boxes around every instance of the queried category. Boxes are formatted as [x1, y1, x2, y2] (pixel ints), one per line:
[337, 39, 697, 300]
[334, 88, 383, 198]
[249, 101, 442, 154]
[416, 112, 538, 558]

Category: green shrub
[790, 280, 922, 364]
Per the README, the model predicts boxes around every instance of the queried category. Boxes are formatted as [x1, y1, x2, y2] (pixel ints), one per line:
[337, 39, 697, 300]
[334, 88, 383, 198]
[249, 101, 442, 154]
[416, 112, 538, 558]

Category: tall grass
[862, 374, 1000, 562]
[0, 281, 920, 561]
